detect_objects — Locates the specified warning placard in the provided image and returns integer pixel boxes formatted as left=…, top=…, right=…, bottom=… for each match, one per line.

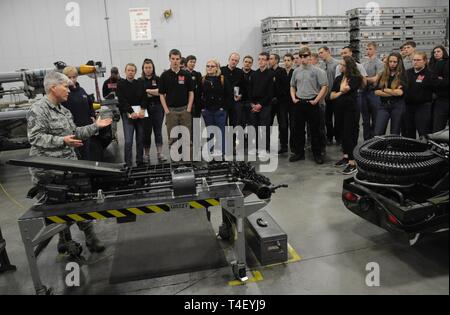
left=129, top=8, right=152, bottom=41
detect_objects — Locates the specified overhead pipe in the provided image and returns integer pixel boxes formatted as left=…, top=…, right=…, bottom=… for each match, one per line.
left=104, top=0, right=114, bottom=66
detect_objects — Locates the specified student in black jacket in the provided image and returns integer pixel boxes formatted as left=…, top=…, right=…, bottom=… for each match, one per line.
left=270, top=53, right=291, bottom=154
left=240, top=56, right=255, bottom=129
left=139, top=59, right=166, bottom=162
left=102, top=67, right=121, bottom=99
left=269, top=53, right=285, bottom=125
left=62, top=66, right=103, bottom=161
left=200, top=59, right=232, bottom=157
left=185, top=55, right=203, bottom=118
left=330, top=57, right=363, bottom=175
left=117, top=63, right=146, bottom=167
left=221, top=53, right=245, bottom=127
left=185, top=55, right=203, bottom=146
left=249, top=52, right=274, bottom=156
left=429, top=46, right=449, bottom=132
left=404, top=52, right=436, bottom=138
left=278, top=54, right=295, bottom=154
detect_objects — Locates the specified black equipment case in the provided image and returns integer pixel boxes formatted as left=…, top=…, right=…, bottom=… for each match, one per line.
left=245, top=210, right=288, bottom=265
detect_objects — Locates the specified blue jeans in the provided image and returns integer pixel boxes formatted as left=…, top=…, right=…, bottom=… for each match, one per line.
left=202, top=108, right=228, bottom=153
left=361, top=90, right=381, bottom=140
left=122, top=113, right=145, bottom=166
left=374, top=99, right=405, bottom=136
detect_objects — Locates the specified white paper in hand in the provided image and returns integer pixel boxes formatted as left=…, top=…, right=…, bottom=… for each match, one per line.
left=132, top=106, right=149, bottom=117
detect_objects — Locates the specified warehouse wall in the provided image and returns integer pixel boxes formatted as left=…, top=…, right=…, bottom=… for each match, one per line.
left=0, top=0, right=448, bottom=94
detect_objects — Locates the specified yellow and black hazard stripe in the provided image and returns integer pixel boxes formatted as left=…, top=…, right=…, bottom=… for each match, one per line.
left=44, top=198, right=220, bottom=225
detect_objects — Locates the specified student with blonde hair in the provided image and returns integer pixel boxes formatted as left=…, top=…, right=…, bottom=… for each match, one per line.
left=200, top=59, right=232, bottom=157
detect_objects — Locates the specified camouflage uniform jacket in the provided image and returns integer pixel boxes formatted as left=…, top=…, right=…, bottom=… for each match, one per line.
left=27, top=96, right=99, bottom=184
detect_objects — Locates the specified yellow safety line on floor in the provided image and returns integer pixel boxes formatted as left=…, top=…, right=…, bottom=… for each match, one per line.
left=226, top=244, right=301, bottom=286
left=263, top=244, right=302, bottom=268
left=228, top=271, right=264, bottom=287
left=287, top=244, right=302, bottom=263
left=0, top=181, right=26, bottom=210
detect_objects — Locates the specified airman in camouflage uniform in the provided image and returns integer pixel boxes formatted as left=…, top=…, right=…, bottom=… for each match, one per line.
left=27, top=97, right=100, bottom=184
left=27, top=71, right=112, bottom=254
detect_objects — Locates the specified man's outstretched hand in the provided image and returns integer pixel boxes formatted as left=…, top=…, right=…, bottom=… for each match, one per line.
left=95, top=117, right=113, bottom=128
left=64, top=135, right=83, bottom=148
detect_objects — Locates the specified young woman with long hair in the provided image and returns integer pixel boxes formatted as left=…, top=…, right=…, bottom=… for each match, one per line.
left=330, top=56, right=363, bottom=175
left=374, top=52, right=408, bottom=136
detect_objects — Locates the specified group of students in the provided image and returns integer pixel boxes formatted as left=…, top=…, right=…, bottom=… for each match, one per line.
left=61, top=42, right=449, bottom=175
left=105, top=49, right=290, bottom=166
left=317, top=41, right=449, bottom=174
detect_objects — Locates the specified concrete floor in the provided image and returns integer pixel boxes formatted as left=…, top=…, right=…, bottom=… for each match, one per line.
left=0, top=127, right=448, bottom=295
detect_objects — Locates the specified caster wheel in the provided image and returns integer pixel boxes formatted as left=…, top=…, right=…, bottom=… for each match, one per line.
left=58, top=241, right=83, bottom=258
left=36, top=286, right=54, bottom=295
left=232, top=263, right=248, bottom=282
left=218, top=222, right=232, bottom=241
left=67, top=241, right=83, bottom=258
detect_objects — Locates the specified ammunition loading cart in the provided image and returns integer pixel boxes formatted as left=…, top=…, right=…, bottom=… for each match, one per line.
left=8, top=157, right=287, bottom=295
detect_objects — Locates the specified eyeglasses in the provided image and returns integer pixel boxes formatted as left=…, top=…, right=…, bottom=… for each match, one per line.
left=206, top=65, right=217, bottom=68
left=299, top=55, right=310, bottom=59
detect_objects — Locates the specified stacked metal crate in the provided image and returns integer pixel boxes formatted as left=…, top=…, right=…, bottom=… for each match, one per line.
left=348, top=6, right=449, bottom=60
left=261, top=16, right=350, bottom=59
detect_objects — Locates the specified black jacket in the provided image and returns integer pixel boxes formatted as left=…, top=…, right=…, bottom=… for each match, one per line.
left=375, top=73, right=408, bottom=104
left=117, top=79, right=144, bottom=114
left=431, top=59, right=449, bottom=100
left=331, top=75, right=362, bottom=111
left=279, top=68, right=294, bottom=102
left=241, top=70, right=254, bottom=103
left=272, top=66, right=286, bottom=100
left=405, top=67, right=436, bottom=105
left=187, top=69, right=203, bottom=115
left=102, top=77, right=121, bottom=99
left=186, top=70, right=202, bottom=98
left=220, top=66, right=244, bottom=104
left=139, top=75, right=161, bottom=109
left=200, top=75, right=232, bottom=111
left=249, top=68, right=274, bottom=108
left=62, top=83, right=95, bottom=127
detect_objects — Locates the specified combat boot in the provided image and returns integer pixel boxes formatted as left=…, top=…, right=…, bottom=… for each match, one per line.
left=77, top=222, right=105, bottom=253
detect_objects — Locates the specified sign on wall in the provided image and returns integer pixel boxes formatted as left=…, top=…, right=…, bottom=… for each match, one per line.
left=129, top=8, right=152, bottom=41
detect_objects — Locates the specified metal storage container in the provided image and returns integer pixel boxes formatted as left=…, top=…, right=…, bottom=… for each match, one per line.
left=262, top=30, right=349, bottom=46
left=261, top=16, right=348, bottom=32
